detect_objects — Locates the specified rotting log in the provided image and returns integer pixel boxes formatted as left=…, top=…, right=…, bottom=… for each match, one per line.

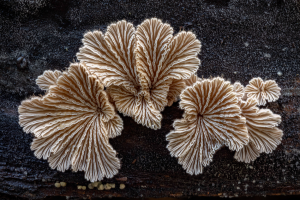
left=0, top=0, right=300, bottom=199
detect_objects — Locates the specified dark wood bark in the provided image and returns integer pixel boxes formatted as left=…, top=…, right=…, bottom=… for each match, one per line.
left=1, top=0, right=300, bottom=199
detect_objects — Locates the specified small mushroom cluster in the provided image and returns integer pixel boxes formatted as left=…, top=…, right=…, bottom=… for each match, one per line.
left=166, top=76, right=282, bottom=175
left=18, top=18, right=283, bottom=181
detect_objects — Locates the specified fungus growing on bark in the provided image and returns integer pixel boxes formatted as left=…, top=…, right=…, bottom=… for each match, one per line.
left=36, top=70, right=62, bottom=90
left=244, top=77, right=281, bottom=106
left=166, top=77, right=249, bottom=175
left=77, top=18, right=201, bottom=129
left=18, top=63, right=122, bottom=182
left=234, top=98, right=283, bottom=163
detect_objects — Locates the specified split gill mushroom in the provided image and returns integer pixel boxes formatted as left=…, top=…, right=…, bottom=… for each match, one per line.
left=77, top=18, right=201, bottom=130
left=166, top=77, right=249, bottom=175
left=18, top=63, right=123, bottom=182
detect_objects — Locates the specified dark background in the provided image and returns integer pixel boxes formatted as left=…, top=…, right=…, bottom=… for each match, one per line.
left=0, top=0, right=300, bottom=199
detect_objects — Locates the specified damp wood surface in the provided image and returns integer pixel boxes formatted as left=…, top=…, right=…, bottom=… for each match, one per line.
left=0, top=0, right=300, bottom=199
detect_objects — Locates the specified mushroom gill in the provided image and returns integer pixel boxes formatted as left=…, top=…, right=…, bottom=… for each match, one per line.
left=77, top=18, right=201, bottom=130
left=234, top=98, right=283, bottom=163
left=36, top=70, right=62, bottom=90
left=19, top=63, right=122, bottom=182
left=244, top=77, right=281, bottom=106
left=166, top=77, right=249, bottom=175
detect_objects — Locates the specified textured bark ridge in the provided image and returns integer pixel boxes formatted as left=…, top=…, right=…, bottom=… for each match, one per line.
left=0, top=0, right=300, bottom=199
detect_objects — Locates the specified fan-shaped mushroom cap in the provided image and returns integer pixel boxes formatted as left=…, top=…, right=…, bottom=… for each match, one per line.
left=233, top=82, right=245, bottom=99
left=77, top=18, right=201, bottom=130
left=166, top=77, right=248, bottom=175
left=234, top=98, right=283, bottom=163
left=77, top=20, right=139, bottom=93
left=135, top=18, right=201, bottom=111
left=19, top=63, right=122, bottom=182
left=36, top=70, right=62, bottom=90
left=245, top=77, right=281, bottom=106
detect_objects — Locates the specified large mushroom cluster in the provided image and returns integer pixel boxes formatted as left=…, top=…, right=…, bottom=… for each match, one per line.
left=18, top=18, right=283, bottom=181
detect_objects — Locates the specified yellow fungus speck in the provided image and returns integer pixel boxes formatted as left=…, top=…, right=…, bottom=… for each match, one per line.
left=60, top=182, right=66, bottom=187
left=54, top=182, right=61, bottom=188
left=98, top=184, right=104, bottom=190
left=120, top=184, right=125, bottom=189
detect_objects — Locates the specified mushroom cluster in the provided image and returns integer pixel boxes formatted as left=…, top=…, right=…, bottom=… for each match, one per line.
left=18, top=18, right=283, bottom=181
left=77, top=18, right=201, bottom=130
left=166, top=76, right=282, bottom=174
left=18, top=18, right=201, bottom=181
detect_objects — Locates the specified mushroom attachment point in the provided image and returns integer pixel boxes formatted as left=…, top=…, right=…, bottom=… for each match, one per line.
left=166, top=77, right=249, bottom=175
left=18, top=63, right=123, bottom=182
